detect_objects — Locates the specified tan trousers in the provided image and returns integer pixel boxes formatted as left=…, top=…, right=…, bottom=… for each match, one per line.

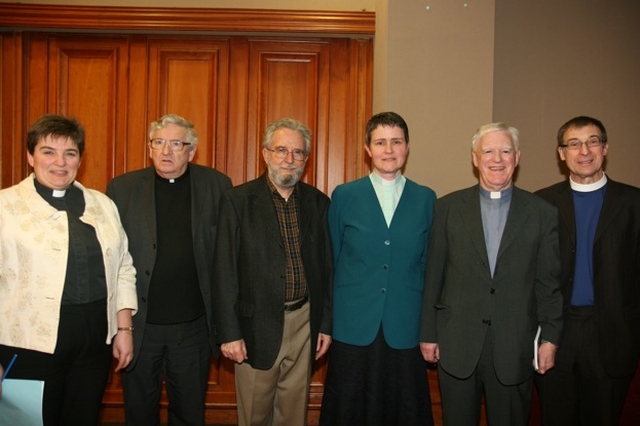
left=235, top=301, right=311, bottom=426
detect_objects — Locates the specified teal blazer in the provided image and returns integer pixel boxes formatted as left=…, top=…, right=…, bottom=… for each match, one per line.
left=329, top=176, right=436, bottom=349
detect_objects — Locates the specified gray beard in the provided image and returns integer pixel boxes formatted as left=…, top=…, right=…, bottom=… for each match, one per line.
left=268, top=165, right=303, bottom=188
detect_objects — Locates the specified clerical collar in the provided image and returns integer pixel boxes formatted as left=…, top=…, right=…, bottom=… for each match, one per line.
left=479, top=185, right=513, bottom=200
left=33, top=176, right=70, bottom=198
left=155, top=165, right=191, bottom=184
left=369, top=171, right=404, bottom=187
left=570, top=173, right=607, bottom=192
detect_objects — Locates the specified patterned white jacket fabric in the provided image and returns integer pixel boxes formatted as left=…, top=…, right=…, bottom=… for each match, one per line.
left=0, top=175, right=137, bottom=354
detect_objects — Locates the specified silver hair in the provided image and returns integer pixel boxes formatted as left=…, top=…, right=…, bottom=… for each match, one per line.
left=262, top=118, right=312, bottom=153
left=148, top=114, right=198, bottom=146
left=471, top=122, right=520, bottom=151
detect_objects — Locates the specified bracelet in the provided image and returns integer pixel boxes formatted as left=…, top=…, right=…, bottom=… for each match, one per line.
left=118, top=326, right=134, bottom=333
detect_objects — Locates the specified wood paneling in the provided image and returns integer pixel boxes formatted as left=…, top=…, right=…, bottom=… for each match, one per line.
left=147, top=37, right=230, bottom=172
left=0, top=5, right=374, bottom=425
left=0, top=4, right=375, bottom=35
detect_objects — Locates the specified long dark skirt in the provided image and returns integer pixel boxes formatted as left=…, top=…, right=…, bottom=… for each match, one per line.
left=320, top=327, right=434, bottom=426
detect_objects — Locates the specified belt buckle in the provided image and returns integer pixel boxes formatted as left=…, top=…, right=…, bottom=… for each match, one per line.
left=283, top=295, right=308, bottom=312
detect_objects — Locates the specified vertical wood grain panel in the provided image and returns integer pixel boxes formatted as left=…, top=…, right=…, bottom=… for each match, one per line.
left=0, top=32, right=25, bottom=188
left=124, top=36, right=150, bottom=175
left=2, top=28, right=373, bottom=425
left=247, top=40, right=329, bottom=190
left=46, top=35, right=128, bottom=193
left=148, top=37, right=230, bottom=171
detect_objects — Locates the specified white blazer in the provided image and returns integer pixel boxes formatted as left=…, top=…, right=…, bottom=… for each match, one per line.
left=0, top=175, right=137, bottom=354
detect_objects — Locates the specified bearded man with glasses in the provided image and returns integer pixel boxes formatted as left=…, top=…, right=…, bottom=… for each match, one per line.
left=213, top=117, right=333, bottom=426
left=535, top=116, right=640, bottom=425
left=107, top=114, right=232, bottom=425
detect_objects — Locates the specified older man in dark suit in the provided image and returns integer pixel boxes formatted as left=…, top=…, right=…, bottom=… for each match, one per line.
left=535, top=116, right=640, bottom=425
left=420, top=122, right=563, bottom=425
left=107, top=114, right=232, bottom=425
left=213, top=118, right=332, bottom=426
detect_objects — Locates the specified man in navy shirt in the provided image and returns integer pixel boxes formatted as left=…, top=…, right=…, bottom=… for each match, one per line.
left=535, top=116, right=640, bottom=425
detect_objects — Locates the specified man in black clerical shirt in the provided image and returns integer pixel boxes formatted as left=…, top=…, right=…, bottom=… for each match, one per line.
left=107, top=114, right=232, bottom=426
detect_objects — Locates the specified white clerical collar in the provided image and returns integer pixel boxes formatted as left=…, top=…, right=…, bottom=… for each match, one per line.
left=52, top=189, right=66, bottom=198
left=479, top=185, right=513, bottom=200
left=369, top=172, right=404, bottom=187
left=569, top=173, right=607, bottom=192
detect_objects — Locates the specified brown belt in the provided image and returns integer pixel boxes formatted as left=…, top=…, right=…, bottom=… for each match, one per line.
left=283, top=295, right=308, bottom=312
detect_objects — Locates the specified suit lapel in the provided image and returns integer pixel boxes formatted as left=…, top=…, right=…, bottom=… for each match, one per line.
left=555, top=183, right=577, bottom=247
left=141, top=169, right=158, bottom=242
left=189, top=165, right=203, bottom=237
left=595, top=180, right=623, bottom=242
left=255, top=175, right=284, bottom=248
left=297, top=184, right=310, bottom=245
left=497, top=188, right=531, bottom=259
left=390, top=180, right=414, bottom=228
left=460, top=187, right=491, bottom=270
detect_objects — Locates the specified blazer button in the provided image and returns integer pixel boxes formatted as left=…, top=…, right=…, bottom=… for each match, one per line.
left=382, top=264, right=389, bottom=270
left=490, top=288, right=496, bottom=294
left=381, top=288, right=386, bottom=293
left=384, top=240, right=391, bottom=246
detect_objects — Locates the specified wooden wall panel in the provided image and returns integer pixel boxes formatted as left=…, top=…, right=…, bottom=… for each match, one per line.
left=147, top=37, right=230, bottom=171
left=0, top=6, right=374, bottom=425
left=20, top=34, right=130, bottom=192
left=124, top=36, right=150, bottom=175
left=247, top=39, right=329, bottom=187
left=0, top=32, right=25, bottom=187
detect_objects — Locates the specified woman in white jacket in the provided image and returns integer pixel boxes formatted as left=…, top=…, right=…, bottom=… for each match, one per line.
left=0, top=115, right=138, bottom=425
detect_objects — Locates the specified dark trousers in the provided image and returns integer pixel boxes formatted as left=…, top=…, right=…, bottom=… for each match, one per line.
left=535, top=307, right=633, bottom=426
left=121, top=314, right=211, bottom=426
left=438, top=328, right=532, bottom=426
left=320, top=327, right=433, bottom=426
left=0, top=299, right=112, bottom=426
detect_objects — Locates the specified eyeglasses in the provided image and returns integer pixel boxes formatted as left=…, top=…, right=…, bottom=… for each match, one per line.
left=149, top=139, right=192, bottom=151
left=266, top=147, right=308, bottom=161
left=560, top=137, right=603, bottom=150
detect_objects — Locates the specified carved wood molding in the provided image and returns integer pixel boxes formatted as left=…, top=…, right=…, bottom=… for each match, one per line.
left=0, top=4, right=375, bottom=35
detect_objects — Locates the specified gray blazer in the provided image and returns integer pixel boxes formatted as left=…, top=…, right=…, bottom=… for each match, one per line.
left=420, top=185, right=563, bottom=385
left=106, top=164, right=232, bottom=368
left=212, top=173, right=333, bottom=370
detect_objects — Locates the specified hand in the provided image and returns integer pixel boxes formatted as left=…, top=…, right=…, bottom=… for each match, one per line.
left=221, top=339, right=248, bottom=364
left=315, top=333, right=332, bottom=360
left=536, top=341, right=558, bottom=374
left=112, top=330, right=134, bottom=372
left=420, top=342, right=440, bottom=363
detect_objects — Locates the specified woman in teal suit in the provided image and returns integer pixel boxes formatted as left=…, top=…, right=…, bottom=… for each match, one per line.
left=320, top=112, right=436, bottom=426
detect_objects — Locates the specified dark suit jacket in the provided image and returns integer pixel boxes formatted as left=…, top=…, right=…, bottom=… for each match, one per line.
left=212, top=173, right=333, bottom=370
left=536, top=178, right=640, bottom=377
left=330, top=176, right=436, bottom=349
left=420, top=185, right=563, bottom=385
left=106, top=164, right=232, bottom=368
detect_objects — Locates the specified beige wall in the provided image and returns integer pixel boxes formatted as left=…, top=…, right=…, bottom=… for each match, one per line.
left=494, top=0, right=640, bottom=192
left=376, top=1, right=495, bottom=196
left=8, top=0, right=639, bottom=195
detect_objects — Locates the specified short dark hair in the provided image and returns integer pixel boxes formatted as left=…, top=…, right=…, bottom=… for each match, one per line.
left=27, top=114, right=85, bottom=156
left=365, top=112, right=409, bottom=146
left=557, top=116, right=608, bottom=147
